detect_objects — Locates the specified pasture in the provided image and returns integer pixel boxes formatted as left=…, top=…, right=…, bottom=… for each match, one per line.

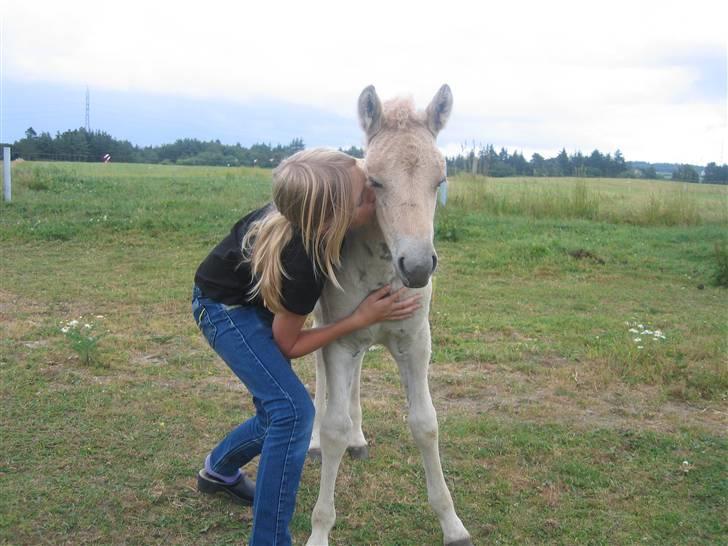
left=1, top=162, right=726, bottom=545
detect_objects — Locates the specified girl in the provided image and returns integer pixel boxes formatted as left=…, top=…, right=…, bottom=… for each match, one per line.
left=191, top=148, right=421, bottom=546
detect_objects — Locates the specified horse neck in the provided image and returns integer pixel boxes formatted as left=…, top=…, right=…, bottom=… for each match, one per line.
left=344, top=220, right=395, bottom=279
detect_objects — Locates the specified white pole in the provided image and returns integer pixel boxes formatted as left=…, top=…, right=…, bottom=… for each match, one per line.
left=3, top=147, right=10, bottom=202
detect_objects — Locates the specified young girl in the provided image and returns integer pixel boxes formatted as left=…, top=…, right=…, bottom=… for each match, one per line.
left=191, top=148, right=421, bottom=546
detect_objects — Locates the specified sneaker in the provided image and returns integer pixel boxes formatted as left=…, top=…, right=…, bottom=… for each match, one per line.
left=197, top=469, right=255, bottom=506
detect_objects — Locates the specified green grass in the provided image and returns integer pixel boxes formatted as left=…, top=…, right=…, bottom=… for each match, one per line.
left=1, top=162, right=726, bottom=545
left=448, top=174, right=727, bottom=225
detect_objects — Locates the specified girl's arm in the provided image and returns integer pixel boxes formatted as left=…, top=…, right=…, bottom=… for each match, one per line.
left=272, top=285, right=420, bottom=359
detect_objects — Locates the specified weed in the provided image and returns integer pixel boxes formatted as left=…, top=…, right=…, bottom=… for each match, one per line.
left=636, top=189, right=701, bottom=226
left=435, top=208, right=462, bottom=242
left=60, top=317, right=106, bottom=366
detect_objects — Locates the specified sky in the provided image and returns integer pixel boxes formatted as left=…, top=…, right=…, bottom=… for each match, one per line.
left=2, top=0, right=727, bottom=165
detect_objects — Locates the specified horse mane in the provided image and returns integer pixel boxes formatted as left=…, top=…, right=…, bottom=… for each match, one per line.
left=380, top=97, right=427, bottom=131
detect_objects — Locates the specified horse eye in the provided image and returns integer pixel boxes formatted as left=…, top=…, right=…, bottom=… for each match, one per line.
left=369, top=178, right=384, bottom=189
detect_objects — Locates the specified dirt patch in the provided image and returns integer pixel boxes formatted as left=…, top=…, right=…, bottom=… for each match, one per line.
left=568, top=248, right=605, bottom=264
left=427, top=360, right=726, bottom=435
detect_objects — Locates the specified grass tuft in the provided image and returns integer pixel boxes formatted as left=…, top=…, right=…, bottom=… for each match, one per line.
left=711, top=240, right=728, bottom=287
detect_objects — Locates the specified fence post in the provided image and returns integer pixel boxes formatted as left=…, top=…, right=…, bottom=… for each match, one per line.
left=2, top=147, right=10, bottom=202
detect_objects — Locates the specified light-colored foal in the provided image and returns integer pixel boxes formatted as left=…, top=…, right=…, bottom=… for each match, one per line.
left=306, top=85, right=473, bottom=546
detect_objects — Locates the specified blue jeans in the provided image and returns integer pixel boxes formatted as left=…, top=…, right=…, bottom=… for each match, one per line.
left=191, top=285, right=315, bottom=546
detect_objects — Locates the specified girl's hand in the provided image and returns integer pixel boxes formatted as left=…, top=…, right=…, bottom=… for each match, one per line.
left=352, top=285, right=422, bottom=328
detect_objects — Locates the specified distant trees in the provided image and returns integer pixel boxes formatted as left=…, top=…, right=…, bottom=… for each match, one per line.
left=703, top=162, right=728, bottom=184
left=672, top=164, right=700, bottom=183
left=10, top=129, right=308, bottom=167
left=447, top=145, right=636, bottom=178
left=338, top=145, right=364, bottom=158
left=14, top=127, right=140, bottom=162
left=444, top=145, right=726, bottom=183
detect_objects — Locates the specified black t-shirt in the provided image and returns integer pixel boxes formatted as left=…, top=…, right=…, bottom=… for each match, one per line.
left=194, top=203, right=325, bottom=317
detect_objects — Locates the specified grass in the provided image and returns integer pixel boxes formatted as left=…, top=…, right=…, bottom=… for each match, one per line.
left=1, top=162, right=727, bottom=545
left=447, top=174, right=727, bottom=225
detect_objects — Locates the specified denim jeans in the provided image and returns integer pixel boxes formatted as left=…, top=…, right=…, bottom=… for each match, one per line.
left=191, top=285, right=315, bottom=546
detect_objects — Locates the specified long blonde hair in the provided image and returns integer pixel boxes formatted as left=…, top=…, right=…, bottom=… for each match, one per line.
left=241, top=148, right=359, bottom=314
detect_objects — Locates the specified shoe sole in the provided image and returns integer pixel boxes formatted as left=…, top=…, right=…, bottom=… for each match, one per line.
left=197, top=471, right=253, bottom=506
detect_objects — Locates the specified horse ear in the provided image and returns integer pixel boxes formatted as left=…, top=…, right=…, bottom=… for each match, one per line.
left=426, top=84, right=453, bottom=136
left=358, top=85, right=382, bottom=141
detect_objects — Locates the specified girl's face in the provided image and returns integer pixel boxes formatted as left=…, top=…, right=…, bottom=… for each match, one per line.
left=348, top=163, right=376, bottom=229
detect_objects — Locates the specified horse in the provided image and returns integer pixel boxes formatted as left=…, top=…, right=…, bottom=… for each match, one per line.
left=306, top=84, right=473, bottom=546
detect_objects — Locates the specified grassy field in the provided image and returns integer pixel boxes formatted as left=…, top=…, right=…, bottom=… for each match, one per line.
left=1, top=162, right=726, bottom=545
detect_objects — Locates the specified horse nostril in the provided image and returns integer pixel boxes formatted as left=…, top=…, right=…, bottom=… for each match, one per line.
left=432, top=254, right=438, bottom=272
left=398, top=256, right=406, bottom=274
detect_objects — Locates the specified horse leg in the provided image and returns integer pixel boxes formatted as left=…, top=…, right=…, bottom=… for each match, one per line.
left=308, top=348, right=326, bottom=460
left=347, top=353, right=368, bottom=459
left=311, top=348, right=367, bottom=461
left=387, top=327, right=472, bottom=546
left=307, top=343, right=358, bottom=546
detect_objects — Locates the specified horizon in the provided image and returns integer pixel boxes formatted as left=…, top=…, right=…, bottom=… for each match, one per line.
left=4, top=80, right=717, bottom=168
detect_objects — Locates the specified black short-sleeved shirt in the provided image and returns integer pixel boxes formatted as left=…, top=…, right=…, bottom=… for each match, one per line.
left=194, top=203, right=325, bottom=318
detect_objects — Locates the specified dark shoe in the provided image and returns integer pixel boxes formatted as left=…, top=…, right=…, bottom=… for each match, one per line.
left=197, top=469, right=255, bottom=506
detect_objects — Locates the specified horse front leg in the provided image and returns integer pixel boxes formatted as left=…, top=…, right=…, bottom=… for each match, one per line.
left=306, top=343, right=359, bottom=546
left=387, top=326, right=473, bottom=546
left=310, top=348, right=367, bottom=461
left=308, top=347, right=326, bottom=460
left=346, top=351, right=368, bottom=459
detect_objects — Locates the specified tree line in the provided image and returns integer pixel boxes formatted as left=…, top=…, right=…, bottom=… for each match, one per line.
left=8, top=127, right=727, bottom=184
left=446, top=144, right=727, bottom=183
left=11, top=127, right=307, bottom=168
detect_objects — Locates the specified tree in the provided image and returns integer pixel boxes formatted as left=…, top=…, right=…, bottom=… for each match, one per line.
left=556, top=149, right=571, bottom=176
left=672, top=164, right=699, bottom=183
left=339, top=146, right=364, bottom=158
left=531, top=153, right=546, bottom=176
left=586, top=150, right=604, bottom=177
left=703, top=162, right=728, bottom=184
left=25, top=127, right=37, bottom=139
left=614, top=149, right=626, bottom=175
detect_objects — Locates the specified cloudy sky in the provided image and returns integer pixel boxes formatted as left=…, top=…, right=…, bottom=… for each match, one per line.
left=2, top=0, right=726, bottom=164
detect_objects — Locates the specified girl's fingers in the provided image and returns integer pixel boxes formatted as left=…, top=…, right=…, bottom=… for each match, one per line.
left=374, top=284, right=392, bottom=298
left=387, top=305, right=422, bottom=320
left=387, top=287, right=408, bottom=301
left=396, top=297, right=422, bottom=308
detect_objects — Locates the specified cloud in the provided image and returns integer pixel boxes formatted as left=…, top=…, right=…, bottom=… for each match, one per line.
left=3, top=0, right=727, bottom=164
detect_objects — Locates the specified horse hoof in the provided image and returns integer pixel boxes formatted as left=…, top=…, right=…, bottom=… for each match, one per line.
left=307, top=448, right=322, bottom=462
left=347, top=445, right=369, bottom=460
left=445, top=538, right=474, bottom=546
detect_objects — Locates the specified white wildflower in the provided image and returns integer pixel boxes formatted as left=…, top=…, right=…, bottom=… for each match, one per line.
left=69, top=320, right=79, bottom=327
left=634, top=338, right=642, bottom=342
left=61, top=327, right=69, bottom=333
left=629, top=328, right=639, bottom=333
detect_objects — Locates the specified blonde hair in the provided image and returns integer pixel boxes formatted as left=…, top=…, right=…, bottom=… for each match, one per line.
left=241, top=148, right=359, bottom=314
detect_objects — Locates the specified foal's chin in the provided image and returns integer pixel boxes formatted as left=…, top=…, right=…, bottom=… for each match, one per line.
left=398, top=275, right=432, bottom=289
